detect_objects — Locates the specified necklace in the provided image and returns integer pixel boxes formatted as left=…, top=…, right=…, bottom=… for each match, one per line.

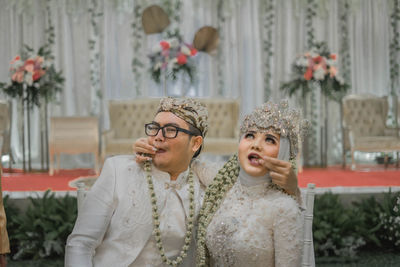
left=144, top=161, right=195, bottom=267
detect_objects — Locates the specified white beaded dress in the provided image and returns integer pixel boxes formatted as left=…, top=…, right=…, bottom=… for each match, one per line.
left=205, top=168, right=303, bottom=267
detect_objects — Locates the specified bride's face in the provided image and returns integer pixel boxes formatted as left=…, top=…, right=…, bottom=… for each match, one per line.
left=238, top=129, right=280, bottom=177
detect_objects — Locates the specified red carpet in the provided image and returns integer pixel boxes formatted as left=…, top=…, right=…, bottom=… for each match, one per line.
left=298, top=166, right=400, bottom=188
left=2, top=169, right=96, bottom=191
left=1, top=166, right=400, bottom=192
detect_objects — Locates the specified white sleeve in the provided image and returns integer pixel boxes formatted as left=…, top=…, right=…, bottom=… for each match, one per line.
left=65, top=158, right=117, bottom=267
left=191, top=159, right=222, bottom=187
left=273, top=197, right=304, bottom=267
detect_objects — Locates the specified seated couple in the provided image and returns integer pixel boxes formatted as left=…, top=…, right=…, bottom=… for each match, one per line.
left=65, top=97, right=308, bottom=267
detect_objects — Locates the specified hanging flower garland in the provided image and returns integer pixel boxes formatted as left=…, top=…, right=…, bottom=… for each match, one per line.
left=131, top=0, right=145, bottom=96
left=390, top=0, right=400, bottom=94
left=339, top=0, right=351, bottom=88
left=305, top=0, right=318, bottom=165
left=88, top=0, right=103, bottom=115
left=216, top=0, right=226, bottom=96
left=261, top=0, right=275, bottom=101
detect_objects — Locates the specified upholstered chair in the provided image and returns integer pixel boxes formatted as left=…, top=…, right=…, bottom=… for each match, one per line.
left=49, top=117, right=99, bottom=175
left=342, top=94, right=400, bottom=169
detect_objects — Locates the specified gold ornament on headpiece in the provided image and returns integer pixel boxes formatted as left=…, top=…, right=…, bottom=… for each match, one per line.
left=240, top=100, right=309, bottom=159
left=157, top=97, right=209, bottom=137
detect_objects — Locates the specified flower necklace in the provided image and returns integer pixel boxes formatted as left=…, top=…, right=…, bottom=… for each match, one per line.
left=144, top=161, right=195, bottom=267
left=196, top=155, right=240, bottom=267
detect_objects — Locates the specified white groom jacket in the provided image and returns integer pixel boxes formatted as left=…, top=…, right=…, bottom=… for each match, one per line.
left=65, top=155, right=205, bottom=267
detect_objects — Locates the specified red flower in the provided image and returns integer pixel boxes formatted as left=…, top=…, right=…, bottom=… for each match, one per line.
left=33, top=69, right=45, bottom=81
left=160, top=41, right=170, bottom=50
left=177, top=54, right=187, bottom=65
left=190, top=48, right=197, bottom=56
left=330, top=54, right=337, bottom=60
left=304, top=67, right=313, bottom=80
left=313, top=56, right=322, bottom=63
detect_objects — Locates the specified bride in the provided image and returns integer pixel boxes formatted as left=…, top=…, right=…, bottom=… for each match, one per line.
left=196, top=100, right=308, bottom=266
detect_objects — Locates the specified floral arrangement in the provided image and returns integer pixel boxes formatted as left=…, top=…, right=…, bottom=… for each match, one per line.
left=281, top=42, right=349, bottom=102
left=148, top=31, right=197, bottom=84
left=0, top=45, right=64, bottom=107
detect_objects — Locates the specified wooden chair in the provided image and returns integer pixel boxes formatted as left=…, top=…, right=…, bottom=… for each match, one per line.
left=49, top=117, right=99, bottom=175
left=302, top=183, right=316, bottom=267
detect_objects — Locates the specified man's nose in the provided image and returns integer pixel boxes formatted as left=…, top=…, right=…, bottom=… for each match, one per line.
left=155, top=128, right=165, bottom=141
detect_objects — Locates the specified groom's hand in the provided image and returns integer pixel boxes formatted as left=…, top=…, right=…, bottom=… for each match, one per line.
left=259, top=155, right=299, bottom=196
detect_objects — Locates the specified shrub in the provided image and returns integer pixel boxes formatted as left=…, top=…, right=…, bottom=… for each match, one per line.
left=4, top=190, right=77, bottom=260
left=313, top=193, right=365, bottom=259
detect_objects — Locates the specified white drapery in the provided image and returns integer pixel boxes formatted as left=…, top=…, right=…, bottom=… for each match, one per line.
left=0, top=0, right=396, bottom=168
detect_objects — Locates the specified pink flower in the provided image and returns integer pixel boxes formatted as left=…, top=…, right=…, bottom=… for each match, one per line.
left=329, top=66, right=337, bottom=77
left=330, top=54, right=337, bottom=60
left=304, top=67, right=313, bottom=80
left=33, top=69, right=45, bottom=81
left=160, top=41, right=170, bottom=50
left=12, top=71, right=24, bottom=83
left=190, top=48, right=197, bottom=56
left=24, top=59, right=35, bottom=72
left=177, top=54, right=187, bottom=65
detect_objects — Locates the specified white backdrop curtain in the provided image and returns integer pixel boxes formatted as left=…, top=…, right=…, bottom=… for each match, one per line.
left=0, top=0, right=396, bottom=168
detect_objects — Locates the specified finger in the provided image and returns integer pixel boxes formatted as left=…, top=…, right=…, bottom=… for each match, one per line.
left=133, top=141, right=157, bottom=154
left=259, top=156, right=291, bottom=171
left=134, top=146, right=156, bottom=155
left=135, top=154, right=153, bottom=163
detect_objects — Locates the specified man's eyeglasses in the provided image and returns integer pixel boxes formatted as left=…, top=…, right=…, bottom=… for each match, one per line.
left=145, top=123, right=196, bottom=139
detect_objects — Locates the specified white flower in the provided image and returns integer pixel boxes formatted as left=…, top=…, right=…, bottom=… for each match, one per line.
left=326, top=59, right=336, bottom=67
left=181, top=45, right=191, bottom=56
left=314, top=67, right=326, bottom=80
left=25, top=73, right=33, bottom=86
left=153, top=62, right=162, bottom=71
left=152, top=43, right=162, bottom=53
left=296, top=57, right=309, bottom=67
left=167, top=38, right=179, bottom=48
left=167, top=58, right=178, bottom=71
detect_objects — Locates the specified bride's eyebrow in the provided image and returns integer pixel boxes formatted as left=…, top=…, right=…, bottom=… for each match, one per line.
left=264, top=132, right=279, bottom=139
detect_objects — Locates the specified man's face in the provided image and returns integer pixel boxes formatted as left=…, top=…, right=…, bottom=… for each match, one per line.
left=147, top=112, right=198, bottom=176
left=238, top=129, right=280, bottom=177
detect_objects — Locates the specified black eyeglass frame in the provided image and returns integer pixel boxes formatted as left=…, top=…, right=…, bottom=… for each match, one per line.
left=144, top=123, right=196, bottom=139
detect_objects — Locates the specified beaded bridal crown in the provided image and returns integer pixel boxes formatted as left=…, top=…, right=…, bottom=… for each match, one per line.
left=239, top=100, right=309, bottom=159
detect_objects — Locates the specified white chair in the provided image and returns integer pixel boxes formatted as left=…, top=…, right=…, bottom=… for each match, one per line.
left=76, top=182, right=87, bottom=214
left=302, top=183, right=316, bottom=267
left=342, top=94, right=400, bottom=169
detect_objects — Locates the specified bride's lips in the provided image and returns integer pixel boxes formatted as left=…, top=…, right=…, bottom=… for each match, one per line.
left=248, top=152, right=261, bottom=166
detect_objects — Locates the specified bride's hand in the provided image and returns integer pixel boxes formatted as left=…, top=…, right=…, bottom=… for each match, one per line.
left=132, top=137, right=157, bottom=163
left=258, top=155, right=298, bottom=196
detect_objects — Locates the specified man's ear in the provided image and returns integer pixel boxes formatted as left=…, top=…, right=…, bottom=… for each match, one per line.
left=191, top=135, right=203, bottom=153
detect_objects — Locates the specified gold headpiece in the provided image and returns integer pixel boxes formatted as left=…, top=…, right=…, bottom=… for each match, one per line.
left=240, top=100, right=309, bottom=159
left=157, top=97, right=209, bottom=137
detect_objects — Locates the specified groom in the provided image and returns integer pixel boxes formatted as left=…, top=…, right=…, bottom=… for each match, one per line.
left=66, top=97, right=300, bottom=266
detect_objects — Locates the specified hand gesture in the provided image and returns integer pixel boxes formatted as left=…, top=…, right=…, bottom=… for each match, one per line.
left=258, top=155, right=299, bottom=196
left=132, top=137, right=157, bottom=163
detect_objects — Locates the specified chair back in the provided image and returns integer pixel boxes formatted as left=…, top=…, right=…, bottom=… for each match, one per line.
left=342, top=94, right=389, bottom=139
left=302, top=183, right=316, bottom=267
left=76, top=182, right=87, bottom=213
